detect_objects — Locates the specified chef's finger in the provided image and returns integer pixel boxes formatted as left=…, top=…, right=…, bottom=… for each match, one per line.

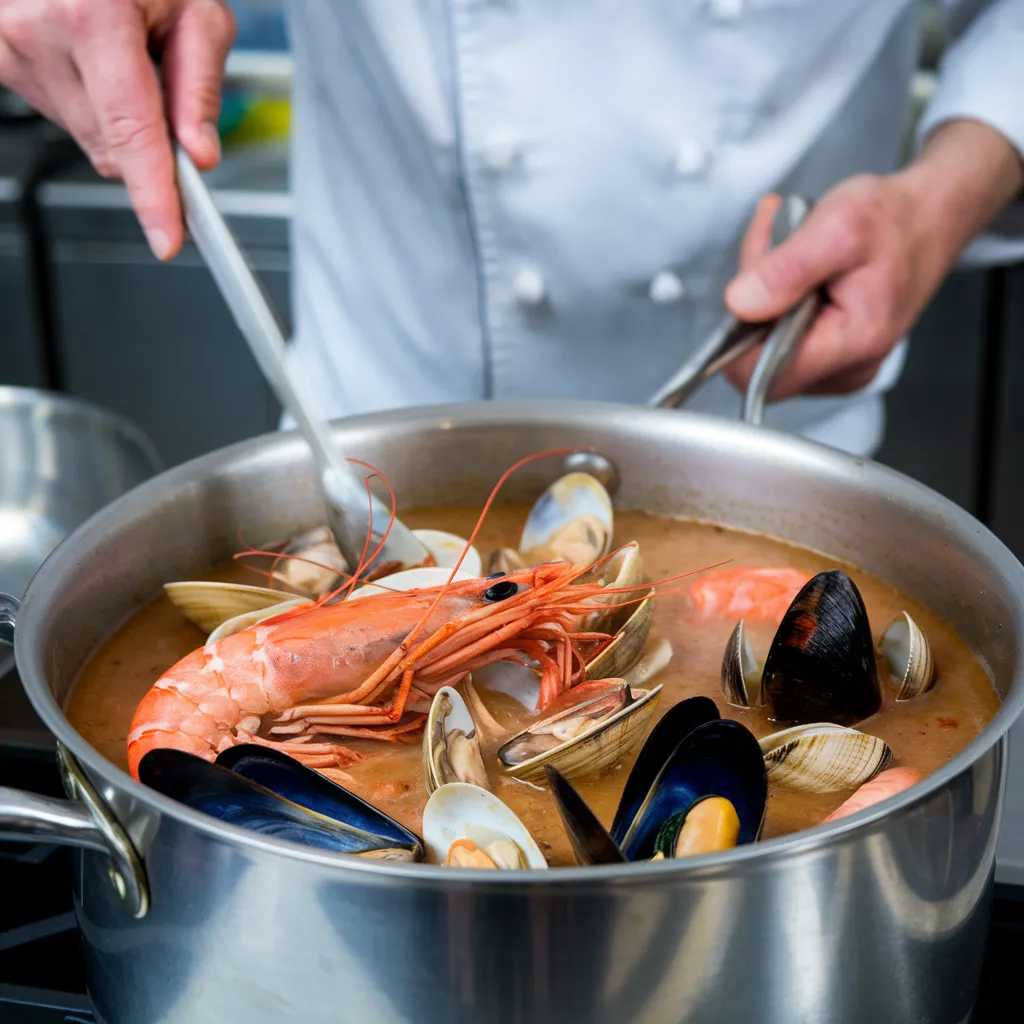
left=724, top=201, right=870, bottom=322
left=802, top=359, right=884, bottom=396
left=738, top=194, right=782, bottom=270
left=74, top=7, right=181, bottom=260
left=163, top=0, right=236, bottom=170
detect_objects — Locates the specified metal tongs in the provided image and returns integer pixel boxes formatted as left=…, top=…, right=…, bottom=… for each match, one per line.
left=649, top=195, right=824, bottom=422
left=174, top=148, right=430, bottom=574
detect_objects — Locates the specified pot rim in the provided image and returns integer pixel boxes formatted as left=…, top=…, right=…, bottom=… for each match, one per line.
left=15, top=400, right=1024, bottom=882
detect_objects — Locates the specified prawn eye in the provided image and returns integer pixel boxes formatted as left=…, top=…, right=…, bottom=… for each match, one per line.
left=484, top=579, right=518, bottom=602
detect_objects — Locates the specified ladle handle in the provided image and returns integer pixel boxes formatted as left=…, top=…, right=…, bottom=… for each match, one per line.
left=0, top=596, right=149, bottom=917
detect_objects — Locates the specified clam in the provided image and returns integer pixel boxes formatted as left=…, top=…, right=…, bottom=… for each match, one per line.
left=759, top=723, right=892, bottom=793
left=760, top=570, right=881, bottom=726
left=622, top=636, right=674, bottom=689
left=207, top=597, right=312, bottom=644
left=423, top=686, right=489, bottom=794
left=721, top=620, right=761, bottom=708
left=583, top=595, right=654, bottom=680
left=497, top=679, right=662, bottom=783
left=472, top=660, right=541, bottom=712
left=518, top=472, right=613, bottom=567
left=421, top=782, right=548, bottom=869
left=272, top=526, right=349, bottom=598
left=140, top=746, right=421, bottom=860
left=619, top=719, right=767, bottom=861
left=487, top=548, right=527, bottom=575
left=164, top=581, right=297, bottom=634
left=880, top=612, right=936, bottom=701
left=347, top=566, right=477, bottom=601
left=413, top=529, right=483, bottom=577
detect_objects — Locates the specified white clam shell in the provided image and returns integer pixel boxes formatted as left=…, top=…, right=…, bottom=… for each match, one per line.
left=422, top=783, right=548, bottom=869
left=623, top=637, right=674, bottom=688
left=207, top=597, right=312, bottom=644
left=519, top=472, right=613, bottom=567
left=423, top=686, right=489, bottom=794
left=413, top=529, right=482, bottom=577
left=880, top=612, right=936, bottom=702
left=759, top=723, right=892, bottom=794
left=347, top=566, right=477, bottom=601
left=473, top=660, right=541, bottom=712
left=164, top=581, right=295, bottom=634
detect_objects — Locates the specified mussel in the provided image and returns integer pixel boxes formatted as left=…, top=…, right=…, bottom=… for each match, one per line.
left=760, top=570, right=881, bottom=726
left=880, top=612, right=936, bottom=701
left=759, top=723, right=891, bottom=793
left=497, top=679, right=661, bottom=783
left=140, top=745, right=422, bottom=860
left=547, top=696, right=767, bottom=865
left=421, top=782, right=547, bottom=869
left=518, top=472, right=613, bottom=567
left=423, top=686, right=489, bottom=793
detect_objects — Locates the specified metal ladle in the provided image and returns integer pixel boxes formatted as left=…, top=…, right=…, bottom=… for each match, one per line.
left=174, top=147, right=429, bottom=574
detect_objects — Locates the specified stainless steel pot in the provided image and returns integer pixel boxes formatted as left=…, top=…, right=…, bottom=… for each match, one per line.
left=0, top=401, right=1022, bottom=1024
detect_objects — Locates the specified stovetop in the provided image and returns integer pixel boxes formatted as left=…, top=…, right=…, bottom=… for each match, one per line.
left=0, top=745, right=1021, bottom=1023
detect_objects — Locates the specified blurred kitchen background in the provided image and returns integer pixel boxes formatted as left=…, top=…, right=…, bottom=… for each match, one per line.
left=1, top=2, right=1024, bottom=822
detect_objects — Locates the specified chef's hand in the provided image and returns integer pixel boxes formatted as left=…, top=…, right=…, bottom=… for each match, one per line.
left=724, top=119, right=1024, bottom=399
left=0, top=0, right=236, bottom=261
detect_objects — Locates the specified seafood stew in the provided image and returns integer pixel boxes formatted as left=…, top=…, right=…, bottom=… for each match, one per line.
left=67, top=482, right=999, bottom=869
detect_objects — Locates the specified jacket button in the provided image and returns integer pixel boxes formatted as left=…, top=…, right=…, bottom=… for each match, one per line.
left=649, top=271, right=686, bottom=304
left=513, top=266, right=547, bottom=306
left=673, top=140, right=710, bottom=177
left=708, top=0, right=744, bottom=20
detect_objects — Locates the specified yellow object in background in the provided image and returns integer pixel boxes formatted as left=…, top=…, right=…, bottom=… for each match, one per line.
left=221, top=96, right=291, bottom=148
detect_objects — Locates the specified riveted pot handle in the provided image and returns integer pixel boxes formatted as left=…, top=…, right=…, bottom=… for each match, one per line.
left=0, top=594, right=149, bottom=917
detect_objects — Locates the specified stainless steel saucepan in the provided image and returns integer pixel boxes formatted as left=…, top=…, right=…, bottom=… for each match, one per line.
left=0, top=400, right=1021, bottom=1024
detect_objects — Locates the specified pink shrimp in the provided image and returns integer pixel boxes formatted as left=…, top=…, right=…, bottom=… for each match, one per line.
left=687, top=566, right=811, bottom=622
left=824, top=767, right=924, bottom=822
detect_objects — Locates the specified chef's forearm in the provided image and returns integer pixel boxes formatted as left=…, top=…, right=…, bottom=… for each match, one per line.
left=897, top=118, right=1024, bottom=262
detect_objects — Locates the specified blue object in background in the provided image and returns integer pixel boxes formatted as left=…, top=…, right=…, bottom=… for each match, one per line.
left=227, top=0, right=289, bottom=51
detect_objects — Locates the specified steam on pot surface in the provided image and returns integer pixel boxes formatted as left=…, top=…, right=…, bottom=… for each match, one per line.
left=72, top=465, right=1000, bottom=869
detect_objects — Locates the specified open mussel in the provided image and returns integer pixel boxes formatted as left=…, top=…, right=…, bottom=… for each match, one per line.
left=759, top=724, right=891, bottom=793
left=880, top=612, right=936, bottom=701
left=760, top=570, right=881, bottom=726
left=421, top=782, right=547, bottom=869
left=544, top=765, right=626, bottom=865
left=423, top=686, right=489, bottom=793
left=497, top=679, right=661, bottom=783
left=518, top=471, right=613, bottom=567
left=140, top=745, right=422, bottom=860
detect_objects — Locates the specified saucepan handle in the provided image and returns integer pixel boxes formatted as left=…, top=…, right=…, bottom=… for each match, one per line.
left=0, top=594, right=149, bottom=917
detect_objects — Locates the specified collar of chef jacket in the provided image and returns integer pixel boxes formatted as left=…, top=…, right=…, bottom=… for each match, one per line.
left=283, top=0, right=925, bottom=457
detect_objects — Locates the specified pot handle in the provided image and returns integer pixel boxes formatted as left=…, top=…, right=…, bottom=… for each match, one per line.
left=0, top=593, right=150, bottom=917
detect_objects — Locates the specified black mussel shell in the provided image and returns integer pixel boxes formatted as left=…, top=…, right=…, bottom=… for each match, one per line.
left=761, top=570, right=881, bottom=727
left=545, top=765, right=626, bottom=866
left=619, top=720, right=767, bottom=862
left=609, top=695, right=720, bottom=845
left=140, top=748, right=422, bottom=859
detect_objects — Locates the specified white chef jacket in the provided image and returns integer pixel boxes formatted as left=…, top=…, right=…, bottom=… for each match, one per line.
left=283, top=0, right=1024, bottom=457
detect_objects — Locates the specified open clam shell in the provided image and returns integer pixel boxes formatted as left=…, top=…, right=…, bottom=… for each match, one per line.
left=880, top=612, right=936, bottom=702
left=545, top=765, right=626, bottom=866
left=422, top=782, right=548, bottom=869
left=141, top=746, right=421, bottom=860
left=761, top=570, right=881, bottom=727
left=423, top=686, right=489, bottom=794
left=164, top=581, right=296, bottom=634
left=584, top=595, right=654, bottom=681
left=759, top=724, right=892, bottom=794
left=721, top=620, right=761, bottom=708
left=576, top=542, right=645, bottom=634
left=497, top=679, right=662, bottom=783
left=519, top=472, right=613, bottom=567
left=207, top=597, right=312, bottom=644
left=413, top=529, right=482, bottom=577
left=619, top=719, right=767, bottom=861
left=347, top=566, right=477, bottom=601
left=473, top=660, right=541, bottom=712
left=272, top=526, right=349, bottom=598
left=487, top=547, right=527, bottom=575
left=622, top=637, right=674, bottom=688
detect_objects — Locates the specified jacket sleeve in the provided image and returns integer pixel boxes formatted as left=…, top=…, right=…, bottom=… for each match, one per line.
left=916, top=0, right=1024, bottom=266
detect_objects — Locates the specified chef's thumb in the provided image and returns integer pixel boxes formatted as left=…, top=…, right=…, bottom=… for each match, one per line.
left=163, top=0, right=237, bottom=170
left=725, top=206, right=861, bottom=321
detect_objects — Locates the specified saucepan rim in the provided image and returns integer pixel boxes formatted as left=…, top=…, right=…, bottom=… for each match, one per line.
left=13, top=400, right=1024, bottom=882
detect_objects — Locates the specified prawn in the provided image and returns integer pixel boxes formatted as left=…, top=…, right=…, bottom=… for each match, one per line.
left=687, top=566, right=811, bottom=622
left=824, top=767, right=923, bottom=822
